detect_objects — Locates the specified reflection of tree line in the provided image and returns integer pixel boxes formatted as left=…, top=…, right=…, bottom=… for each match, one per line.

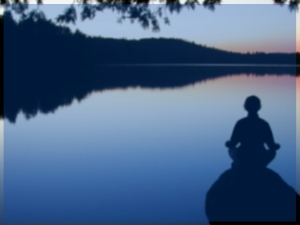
left=3, top=65, right=296, bottom=123
left=2, top=12, right=298, bottom=122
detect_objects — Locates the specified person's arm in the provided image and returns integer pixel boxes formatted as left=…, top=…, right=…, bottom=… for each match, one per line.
left=265, top=122, right=280, bottom=151
left=226, top=121, right=240, bottom=148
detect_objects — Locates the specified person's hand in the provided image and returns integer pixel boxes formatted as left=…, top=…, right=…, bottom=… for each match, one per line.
left=225, top=141, right=233, bottom=148
left=273, top=143, right=280, bottom=151
left=270, top=143, right=280, bottom=151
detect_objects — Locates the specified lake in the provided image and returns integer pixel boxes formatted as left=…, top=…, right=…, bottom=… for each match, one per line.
left=1, top=67, right=298, bottom=223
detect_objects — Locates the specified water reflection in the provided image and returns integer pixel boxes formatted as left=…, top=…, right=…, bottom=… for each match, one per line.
left=4, top=74, right=296, bottom=222
left=0, top=119, right=3, bottom=222
left=4, top=66, right=296, bottom=123
left=297, top=77, right=300, bottom=197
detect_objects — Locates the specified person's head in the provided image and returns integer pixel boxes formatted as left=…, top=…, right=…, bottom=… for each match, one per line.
left=244, top=96, right=261, bottom=113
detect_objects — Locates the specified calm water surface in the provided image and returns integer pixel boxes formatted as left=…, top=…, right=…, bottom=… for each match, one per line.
left=2, top=72, right=298, bottom=222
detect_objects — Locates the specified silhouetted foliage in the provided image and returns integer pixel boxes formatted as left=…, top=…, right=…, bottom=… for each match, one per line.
left=1, top=0, right=222, bottom=32
left=274, top=0, right=299, bottom=11
left=1, top=0, right=298, bottom=31
left=4, top=11, right=296, bottom=65
left=3, top=13, right=298, bottom=122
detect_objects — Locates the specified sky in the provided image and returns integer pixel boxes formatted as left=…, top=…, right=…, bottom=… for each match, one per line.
left=2, top=0, right=299, bottom=53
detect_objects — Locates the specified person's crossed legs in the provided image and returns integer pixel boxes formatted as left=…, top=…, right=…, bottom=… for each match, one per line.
left=228, top=148, right=276, bottom=168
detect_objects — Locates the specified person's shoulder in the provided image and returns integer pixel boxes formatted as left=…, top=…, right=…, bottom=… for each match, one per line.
left=235, top=117, right=247, bottom=125
left=237, top=117, right=248, bottom=123
left=258, top=117, right=269, bottom=124
left=258, top=117, right=270, bottom=127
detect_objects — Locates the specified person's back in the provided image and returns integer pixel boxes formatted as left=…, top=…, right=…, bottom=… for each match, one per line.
left=226, top=96, right=280, bottom=167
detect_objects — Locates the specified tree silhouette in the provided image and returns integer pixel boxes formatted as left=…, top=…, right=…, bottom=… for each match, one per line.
left=1, top=11, right=297, bottom=122
left=0, top=0, right=298, bottom=32
left=274, top=0, right=299, bottom=11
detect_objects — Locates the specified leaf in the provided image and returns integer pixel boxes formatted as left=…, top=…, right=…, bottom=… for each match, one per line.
left=11, top=3, right=29, bottom=14
left=164, top=17, right=170, bottom=25
left=56, top=5, right=77, bottom=24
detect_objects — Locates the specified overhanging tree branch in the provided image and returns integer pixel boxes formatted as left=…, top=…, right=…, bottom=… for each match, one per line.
left=1, top=0, right=299, bottom=32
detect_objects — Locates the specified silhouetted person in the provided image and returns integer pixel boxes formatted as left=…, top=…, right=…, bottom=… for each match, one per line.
left=225, top=96, right=280, bottom=168
left=206, top=95, right=297, bottom=222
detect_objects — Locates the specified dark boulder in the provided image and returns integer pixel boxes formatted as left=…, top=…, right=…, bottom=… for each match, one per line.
left=205, top=166, right=299, bottom=222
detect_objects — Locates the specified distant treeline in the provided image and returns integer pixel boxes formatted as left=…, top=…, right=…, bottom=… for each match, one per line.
left=4, top=11, right=298, bottom=68
left=2, top=12, right=299, bottom=122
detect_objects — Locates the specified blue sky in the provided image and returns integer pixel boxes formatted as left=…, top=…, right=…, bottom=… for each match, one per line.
left=7, top=1, right=298, bottom=53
